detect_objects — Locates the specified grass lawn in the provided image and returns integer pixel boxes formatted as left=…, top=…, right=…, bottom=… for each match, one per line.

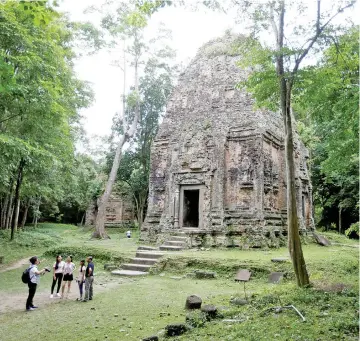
left=0, top=223, right=358, bottom=341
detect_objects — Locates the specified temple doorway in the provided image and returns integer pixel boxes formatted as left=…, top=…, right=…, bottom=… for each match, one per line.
left=183, top=189, right=199, bottom=227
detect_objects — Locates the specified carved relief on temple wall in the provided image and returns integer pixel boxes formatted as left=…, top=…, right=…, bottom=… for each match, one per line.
left=176, top=131, right=217, bottom=173
left=224, top=138, right=258, bottom=210
left=148, top=142, right=169, bottom=213
left=263, top=139, right=283, bottom=212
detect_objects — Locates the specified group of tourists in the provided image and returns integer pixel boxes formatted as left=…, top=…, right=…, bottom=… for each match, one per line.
left=25, top=254, right=95, bottom=311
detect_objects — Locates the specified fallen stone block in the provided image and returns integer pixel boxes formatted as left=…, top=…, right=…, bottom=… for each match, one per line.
left=105, top=265, right=118, bottom=271
left=165, top=323, right=187, bottom=336
left=201, top=304, right=218, bottom=319
left=271, top=258, right=288, bottom=263
left=230, top=298, right=248, bottom=306
left=185, top=295, right=202, bottom=310
left=142, top=336, right=158, bottom=341
left=195, top=270, right=216, bottom=279
left=104, top=263, right=116, bottom=270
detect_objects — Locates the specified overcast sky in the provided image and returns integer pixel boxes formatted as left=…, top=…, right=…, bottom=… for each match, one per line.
left=58, top=0, right=359, bottom=151
left=59, top=0, right=235, bottom=145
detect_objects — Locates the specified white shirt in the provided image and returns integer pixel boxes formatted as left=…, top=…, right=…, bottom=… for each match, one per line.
left=53, top=261, right=65, bottom=274
left=77, top=265, right=86, bottom=281
left=63, top=262, right=75, bottom=275
left=29, top=265, right=39, bottom=284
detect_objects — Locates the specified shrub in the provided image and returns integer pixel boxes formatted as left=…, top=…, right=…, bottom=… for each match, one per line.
left=345, top=222, right=359, bottom=239
left=44, top=245, right=114, bottom=261
left=0, top=230, right=59, bottom=248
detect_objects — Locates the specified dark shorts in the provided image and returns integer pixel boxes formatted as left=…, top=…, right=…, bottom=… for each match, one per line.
left=63, top=274, right=73, bottom=281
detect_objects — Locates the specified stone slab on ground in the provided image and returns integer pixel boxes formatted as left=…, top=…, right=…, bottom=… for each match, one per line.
left=271, top=258, right=289, bottom=263
left=111, top=270, right=149, bottom=276
left=313, top=233, right=331, bottom=246
left=269, top=272, right=284, bottom=283
left=235, top=269, right=251, bottom=282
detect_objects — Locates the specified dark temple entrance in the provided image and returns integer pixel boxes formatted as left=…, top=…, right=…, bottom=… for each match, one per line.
left=183, top=189, right=199, bottom=227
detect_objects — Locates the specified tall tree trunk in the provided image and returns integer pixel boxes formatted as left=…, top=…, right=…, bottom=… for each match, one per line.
left=93, top=42, right=141, bottom=239
left=338, top=207, right=342, bottom=234
left=80, top=212, right=85, bottom=226
left=11, top=160, right=24, bottom=240
left=275, top=1, right=309, bottom=287
left=1, top=195, right=7, bottom=228
left=13, top=198, right=20, bottom=232
left=21, top=199, right=30, bottom=228
left=2, top=176, right=15, bottom=228
left=5, top=195, right=13, bottom=230
left=33, top=198, right=41, bottom=228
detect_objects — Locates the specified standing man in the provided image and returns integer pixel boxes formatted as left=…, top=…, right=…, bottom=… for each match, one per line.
left=82, top=256, right=94, bottom=302
left=26, top=256, right=49, bottom=311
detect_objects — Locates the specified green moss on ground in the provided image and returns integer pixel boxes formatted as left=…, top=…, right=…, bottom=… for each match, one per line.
left=0, top=224, right=358, bottom=341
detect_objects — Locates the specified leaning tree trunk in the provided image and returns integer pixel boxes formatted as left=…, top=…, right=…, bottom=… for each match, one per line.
left=93, top=53, right=141, bottom=239
left=284, top=90, right=310, bottom=287
left=274, top=1, right=309, bottom=288
left=11, top=160, right=24, bottom=240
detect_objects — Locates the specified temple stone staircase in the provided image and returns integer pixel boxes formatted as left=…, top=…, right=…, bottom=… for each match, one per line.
left=112, top=234, right=188, bottom=276
left=112, top=246, right=164, bottom=276
left=159, top=233, right=187, bottom=251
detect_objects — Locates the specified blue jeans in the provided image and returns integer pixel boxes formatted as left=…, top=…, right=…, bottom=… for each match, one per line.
left=78, top=280, right=84, bottom=298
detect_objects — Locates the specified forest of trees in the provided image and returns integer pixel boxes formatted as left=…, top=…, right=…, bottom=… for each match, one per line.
left=0, top=1, right=358, bottom=243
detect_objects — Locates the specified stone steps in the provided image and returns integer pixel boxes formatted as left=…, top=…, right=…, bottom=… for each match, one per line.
left=135, top=251, right=164, bottom=259
left=130, top=257, right=159, bottom=265
left=122, top=263, right=152, bottom=272
left=112, top=270, right=149, bottom=276
left=111, top=246, right=166, bottom=276
left=170, top=231, right=186, bottom=236
left=170, top=236, right=187, bottom=242
left=164, top=240, right=187, bottom=247
left=159, top=245, right=183, bottom=251
left=137, top=245, right=158, bottom=251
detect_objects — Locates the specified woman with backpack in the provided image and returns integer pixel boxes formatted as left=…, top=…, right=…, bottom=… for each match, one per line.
left=50, top=255, right=65, bottom=298
left=60, top=255, right=75, bottom=298
left=26, top=256, right=49, bottom=311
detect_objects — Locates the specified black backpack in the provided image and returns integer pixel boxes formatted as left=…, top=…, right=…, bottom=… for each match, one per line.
left=22, top=267, right=31, bottom=284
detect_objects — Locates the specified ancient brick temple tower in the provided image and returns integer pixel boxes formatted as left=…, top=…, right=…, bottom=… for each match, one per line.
left=141, top=34, right=314, bottom=248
